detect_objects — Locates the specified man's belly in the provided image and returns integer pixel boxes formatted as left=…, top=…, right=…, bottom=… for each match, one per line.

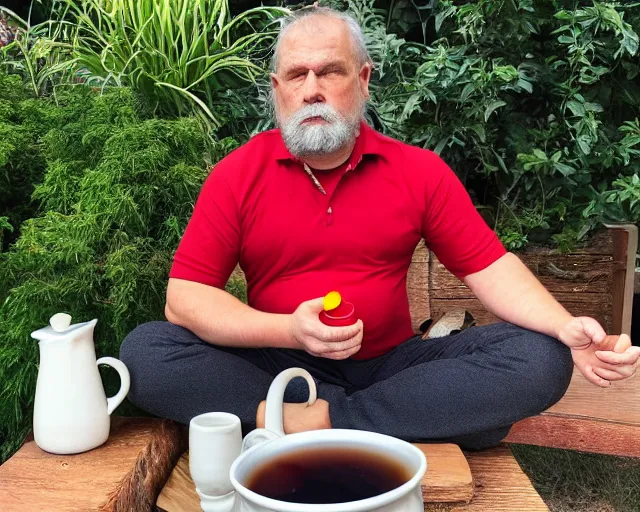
left=247, top=270, right=416, bottom=359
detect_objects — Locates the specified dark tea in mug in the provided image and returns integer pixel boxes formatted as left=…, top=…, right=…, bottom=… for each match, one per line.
left=245, top=446, right=413, bottom=504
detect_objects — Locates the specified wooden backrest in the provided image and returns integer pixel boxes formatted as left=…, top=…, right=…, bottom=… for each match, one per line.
left=407, top=224, right=639, bottom=457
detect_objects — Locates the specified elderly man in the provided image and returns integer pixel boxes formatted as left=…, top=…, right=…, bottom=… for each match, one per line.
left=120, top=7, right=638, bottom=450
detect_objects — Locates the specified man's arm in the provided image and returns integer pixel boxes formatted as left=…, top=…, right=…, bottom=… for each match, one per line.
left=463, top=253, right=574, bottom=341
left=463, top=252, right=640, bottom=387
left=165, top=278, right=298, bottom=349
left=165, top=278, right=364, bottom=359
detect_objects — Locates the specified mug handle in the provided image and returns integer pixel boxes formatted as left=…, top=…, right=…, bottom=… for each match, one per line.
left=240, top=368, right=317, bottom=453
left=96, top=357, right=131, bottom=415
left=265, top=367, right=317, bottom=436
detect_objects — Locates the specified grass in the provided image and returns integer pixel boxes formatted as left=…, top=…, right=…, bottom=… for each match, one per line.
left=513, top=445, right=640, bottom=512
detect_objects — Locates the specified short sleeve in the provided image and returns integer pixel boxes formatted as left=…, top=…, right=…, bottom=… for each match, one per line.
left=422, top=155, right=506, bottom=279
left=169, top=168, right=240, bottom=288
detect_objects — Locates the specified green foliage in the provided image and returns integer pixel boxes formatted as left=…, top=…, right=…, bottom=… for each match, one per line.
left=0, top=71, right=60, bottom=250
left=321, top=0, right=640, bottom=250
left=53, top=0, right=288, bottom=127
left=584, top=172, right=640, bottom=224
left=0, top=86, right=235, bottom=461
left=0, top=5, right=76, bottom=97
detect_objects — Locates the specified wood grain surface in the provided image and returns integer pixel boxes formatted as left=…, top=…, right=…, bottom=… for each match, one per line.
left=545, top=368, right=640, bottom=424
left=0, top=417, right=186, bottom=512
left=407, top=241, right=431, bottom=333
left=506, top=413, right=640, bottom=458
left=607, top=224, right=637, bottom=336
left=424, top=445, right=548, bottom=512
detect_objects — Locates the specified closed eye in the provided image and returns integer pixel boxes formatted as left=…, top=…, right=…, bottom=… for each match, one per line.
left=318, top=65, right=346, bottom=76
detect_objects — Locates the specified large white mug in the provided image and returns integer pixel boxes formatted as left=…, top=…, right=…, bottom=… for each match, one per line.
left=228, top=368, right=427, bottom=512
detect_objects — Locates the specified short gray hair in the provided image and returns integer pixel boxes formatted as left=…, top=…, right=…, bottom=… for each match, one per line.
left=271, top=6, right=372, bottom=73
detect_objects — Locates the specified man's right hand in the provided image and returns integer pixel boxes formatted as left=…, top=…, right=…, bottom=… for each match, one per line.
left=288, top=298, right=363, bottom=360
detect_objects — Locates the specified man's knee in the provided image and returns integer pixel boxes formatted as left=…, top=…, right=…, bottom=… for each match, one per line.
left=119, top=321, right=167, bottom=368
left=519, top=329, right=573, bottom=411
left=447, top=426, right=512, bottom=451
left=119, top=321, right=189, bottom=409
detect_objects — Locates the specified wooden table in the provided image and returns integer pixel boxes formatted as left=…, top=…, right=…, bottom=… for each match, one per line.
left=0, top=417, right=548, bottom=511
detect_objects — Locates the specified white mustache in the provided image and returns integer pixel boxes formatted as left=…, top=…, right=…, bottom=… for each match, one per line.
left=289, top=103, right=341, bottom=127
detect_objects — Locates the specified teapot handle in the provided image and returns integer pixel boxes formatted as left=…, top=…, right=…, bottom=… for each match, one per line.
left=96, top=357, right=131, bottom=415
left=240, top=368, right=317, bottom=454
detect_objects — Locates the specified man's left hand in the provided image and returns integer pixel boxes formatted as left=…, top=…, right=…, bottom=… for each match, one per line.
left=559, top=316, right=640, bottom=387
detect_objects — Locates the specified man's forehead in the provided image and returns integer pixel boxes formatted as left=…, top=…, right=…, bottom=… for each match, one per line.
left=284, top=14, right=347, bottom=39
left=277, top=19, right=356, bottom=72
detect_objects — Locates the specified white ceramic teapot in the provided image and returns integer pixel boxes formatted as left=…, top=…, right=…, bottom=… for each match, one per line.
left=31, top=313, right=130, bottom=454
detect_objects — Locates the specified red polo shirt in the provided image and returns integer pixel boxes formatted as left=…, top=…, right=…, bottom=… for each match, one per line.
left=169, top=122, right=506, bottom=359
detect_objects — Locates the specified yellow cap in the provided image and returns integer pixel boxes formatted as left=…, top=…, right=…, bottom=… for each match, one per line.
left=323, top=291, right=342, bottom=311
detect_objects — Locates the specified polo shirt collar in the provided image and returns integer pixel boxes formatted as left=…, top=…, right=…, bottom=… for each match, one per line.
left=274, top=121, right=383, bottom=171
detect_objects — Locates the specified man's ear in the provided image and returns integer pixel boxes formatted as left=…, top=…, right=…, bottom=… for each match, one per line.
left=359, top=63, right=372, bottom=100
left=270, top=72, right=280, bottom=90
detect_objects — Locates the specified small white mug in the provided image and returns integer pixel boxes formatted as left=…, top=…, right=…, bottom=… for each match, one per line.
left=189, top=412, right=242, bottom=498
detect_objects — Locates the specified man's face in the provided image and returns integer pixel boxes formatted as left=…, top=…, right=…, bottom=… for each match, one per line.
left=271, top=17, right=371, bottom=159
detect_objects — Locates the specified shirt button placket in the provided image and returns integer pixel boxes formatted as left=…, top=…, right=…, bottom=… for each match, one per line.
left=326, top=206, right=333, bottom=226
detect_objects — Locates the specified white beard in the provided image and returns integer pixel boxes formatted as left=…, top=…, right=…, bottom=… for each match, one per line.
left=278, top=102, right=364, bottom=158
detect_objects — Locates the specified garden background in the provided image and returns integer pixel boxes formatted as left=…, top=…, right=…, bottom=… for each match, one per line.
left=1, top=1, right=639, bottom=510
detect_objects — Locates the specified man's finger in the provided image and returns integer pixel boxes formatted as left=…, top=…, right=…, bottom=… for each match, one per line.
left=306, top=297, right=328, bottom=313
left=318, top=320, right=363, bottom=344
left=593, top=360, right=635, bottom=373
left=324, top=344, right=362, bottom=360
left=592, top=366, right=628, bottom=381
left=317, top=332, right=362, bottom=353
left=581, top=317, right=606, bottom=344
left=583, top=364, right=611, bottom=388
left=614, top=334, right=632, bottom=353
left=595, top=347, right=640, bottom=365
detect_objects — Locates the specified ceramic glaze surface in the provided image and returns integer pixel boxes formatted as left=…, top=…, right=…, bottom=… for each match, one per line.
left=32, top=314, right=130, bottom=454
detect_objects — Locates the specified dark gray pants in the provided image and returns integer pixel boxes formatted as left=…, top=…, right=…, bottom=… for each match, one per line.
left=119, top=321, right=573, bottom=450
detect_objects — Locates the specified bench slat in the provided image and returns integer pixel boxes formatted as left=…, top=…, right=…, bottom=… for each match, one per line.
left=425, top=445, right=548, bottom=511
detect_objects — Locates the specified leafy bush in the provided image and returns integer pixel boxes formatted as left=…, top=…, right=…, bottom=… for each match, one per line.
left=0, top=71, right=59, bottom=250
left=52, top=0, right=288, bottom=127
left=0, top=85, right=238, bottom=461
left=319, top=0, right=640, bottom=250
left=0, top=5, right=75, bottom=98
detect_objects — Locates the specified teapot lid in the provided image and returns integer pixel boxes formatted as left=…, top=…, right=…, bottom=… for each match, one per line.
left=31, top=313, right=97, bottom=342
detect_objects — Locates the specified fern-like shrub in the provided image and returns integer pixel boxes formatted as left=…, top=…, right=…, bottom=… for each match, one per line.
left=0, top=85, right=238, bottom=461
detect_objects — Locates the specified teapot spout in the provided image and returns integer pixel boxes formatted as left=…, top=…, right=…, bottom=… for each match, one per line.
left=73, top=318, right=98, bottom=340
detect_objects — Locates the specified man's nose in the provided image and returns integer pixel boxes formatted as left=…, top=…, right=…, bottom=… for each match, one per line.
left=302, top=71, right=324, bottom=104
